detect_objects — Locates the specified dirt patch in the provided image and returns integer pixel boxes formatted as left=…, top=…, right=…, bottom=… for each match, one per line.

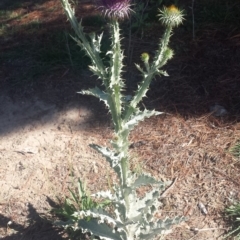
left=1, top=91, right=240, bottom=239
left=0, top=92, right=115, bottom=239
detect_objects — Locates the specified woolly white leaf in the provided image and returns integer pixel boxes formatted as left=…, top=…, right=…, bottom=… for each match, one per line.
left=92, top=189, right=127, bottom=223
left=132, top=174, right=166, bottom=189
left=139, top=216, right=185, bottom=239
left=92, top=190, right=116, bottom=201
left=126, top=187, right=162, bottom=222
left=90, top=144, right=120, bottom=168
left=89, top=144, right=124, bottom=185
left=114, top=201, right=127, bottom=222
left=77, top=219, right=123, bottom=240
left=72, top=209, right=118, bottom=225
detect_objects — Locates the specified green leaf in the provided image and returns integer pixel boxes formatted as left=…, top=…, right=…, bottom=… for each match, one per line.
left=80, top=87, right=110, bottom=109
left=122, top=109, right=162, bottom=138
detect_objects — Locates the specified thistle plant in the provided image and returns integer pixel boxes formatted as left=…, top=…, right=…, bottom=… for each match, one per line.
left=58, top=0, right=185, bottom=239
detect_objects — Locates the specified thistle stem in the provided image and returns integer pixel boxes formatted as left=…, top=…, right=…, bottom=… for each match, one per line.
left=108, top=19, right=124, bottom=132
left=108, top=19, right=130, bottom=209
left=154, top=25, right=173, bottom=68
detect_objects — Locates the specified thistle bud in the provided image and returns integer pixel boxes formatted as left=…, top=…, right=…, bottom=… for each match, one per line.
left=165, top=48, right=174, bottom=60
left=100, top=0, right=131, bottom=20
left=141, top=52, right=150, bottom=63
left=158, top=5, right=184, bottom=28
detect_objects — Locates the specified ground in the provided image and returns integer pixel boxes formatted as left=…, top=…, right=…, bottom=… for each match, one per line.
left=0, top=0, right=240, bottom=239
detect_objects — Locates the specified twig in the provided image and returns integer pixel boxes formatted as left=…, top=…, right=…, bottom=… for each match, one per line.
left=192, top=0, right=195, bottom=40
left=160, top=177, right=178, bottom=198
left=187, top=227, right=226, bottom=240
left=191, top=227, right=227, bottom=232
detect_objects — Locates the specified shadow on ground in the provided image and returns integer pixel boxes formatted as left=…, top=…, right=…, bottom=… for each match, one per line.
left=0, top=200, right=64, bottom=240
left=1, top=0, right=240, bottom=131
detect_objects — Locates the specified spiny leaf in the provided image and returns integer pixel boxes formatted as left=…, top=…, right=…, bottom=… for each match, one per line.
left=139, top=216, right=185, bottom=239
left=71, top=208, right=128, bottom=239
left=59, top=217, right=124, bottom=240
left=77, top=219, right=122, bottom=240
left=127, top=72, right=154, bottom=113
left=88, top=65, right=104, bottom=78
left=156, top=69, right=169, bottom=77
left=89, top=144, right=124, bottom=185
left=124, top=109, right=162, bottom=131
left=89, top=144, right=120, bottom=168
left=135, top=63, right=145, bottom=74
left=114, top=200, right=127, bottom=222
left=72, top=208, right=120, bottom=226
left=132, top=174, right=165, bottom=189
left=92, top=190, right=116, bottom=201
left=126, top=187, right=162, bottom=221
left=89, top=32, right=103, bottom=54
left=80, top=87, right=110, bottom=109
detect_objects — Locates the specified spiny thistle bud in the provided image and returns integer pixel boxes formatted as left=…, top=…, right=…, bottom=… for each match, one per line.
left=100, top=0, right=131, bottom=19
left=141, top=52, right=150, bottom=63
left=158, top=5, right=184, bottom=28
left=165, top=48, right=174, bottom=60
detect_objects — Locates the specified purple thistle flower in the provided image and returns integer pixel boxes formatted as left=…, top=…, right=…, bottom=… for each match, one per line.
left=100, top=0, right=131, bottom=19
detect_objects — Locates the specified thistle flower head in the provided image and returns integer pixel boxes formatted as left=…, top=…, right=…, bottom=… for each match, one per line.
left=99, top=0, right=131, bottom=19
left=158, top=5, right=184, bottom=28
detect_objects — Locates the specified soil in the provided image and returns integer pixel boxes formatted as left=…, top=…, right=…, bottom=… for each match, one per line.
left=1, top=0, right=240, bottom=239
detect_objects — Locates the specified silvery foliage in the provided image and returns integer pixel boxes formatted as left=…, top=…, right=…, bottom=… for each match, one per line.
left=58, top=1, right=185, bottom=239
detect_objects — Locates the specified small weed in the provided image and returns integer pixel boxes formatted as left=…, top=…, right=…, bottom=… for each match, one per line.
left=224, top=202, right=240, bottom=239
left=225, top=144, right=240, bottom=239
left=230, top=142, right=240, bottom=158
left=54, top=179, right=111, bottom=239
